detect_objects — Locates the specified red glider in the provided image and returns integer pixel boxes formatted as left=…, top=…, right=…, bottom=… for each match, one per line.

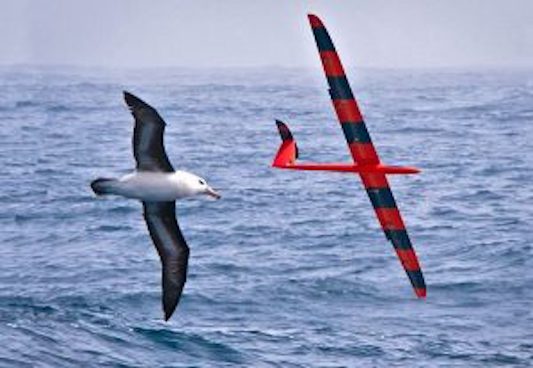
left=273, top=14, right=426, bottom=298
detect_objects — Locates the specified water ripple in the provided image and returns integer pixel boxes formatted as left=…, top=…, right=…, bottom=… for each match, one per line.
left=0, top=67, right=532, bottom=367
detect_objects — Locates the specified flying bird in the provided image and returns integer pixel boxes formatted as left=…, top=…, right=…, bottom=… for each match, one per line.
left=91, top=92, right=220, bottom=320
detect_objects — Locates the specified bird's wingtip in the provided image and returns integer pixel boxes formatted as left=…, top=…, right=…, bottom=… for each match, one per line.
left=163, top=303, right=177, bottom=321
left=123, top=91, right=146, bottom=109
left=161, top=283, right=182, bottom=321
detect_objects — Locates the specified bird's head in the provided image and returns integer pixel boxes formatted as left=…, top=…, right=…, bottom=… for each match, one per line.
left=180, top=172, right=221, bottom=200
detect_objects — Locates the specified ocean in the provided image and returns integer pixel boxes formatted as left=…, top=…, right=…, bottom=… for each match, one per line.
left=0, top=66, right=531, bottom=367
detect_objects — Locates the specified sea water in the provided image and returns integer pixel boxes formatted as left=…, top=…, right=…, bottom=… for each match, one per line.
left=0, top=66, right=531, bottom=367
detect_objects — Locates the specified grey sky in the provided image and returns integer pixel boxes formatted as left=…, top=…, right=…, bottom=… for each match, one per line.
left=1, top=0, right=532, bottom=68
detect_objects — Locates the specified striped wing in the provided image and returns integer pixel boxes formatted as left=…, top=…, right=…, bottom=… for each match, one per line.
left=309, top=14, right=426, bottom=297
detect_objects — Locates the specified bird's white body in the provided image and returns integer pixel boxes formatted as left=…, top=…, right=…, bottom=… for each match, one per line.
left=105, top=170, right=218, bottom=202
left=91, top=91, right=220, bottom=320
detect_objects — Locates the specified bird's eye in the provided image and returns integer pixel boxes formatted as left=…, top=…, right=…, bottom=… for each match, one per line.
left=198, top=180, right=205, bottom=185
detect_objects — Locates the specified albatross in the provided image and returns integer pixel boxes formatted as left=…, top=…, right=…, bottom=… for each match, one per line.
left=90, top=91, right=220, bottom=320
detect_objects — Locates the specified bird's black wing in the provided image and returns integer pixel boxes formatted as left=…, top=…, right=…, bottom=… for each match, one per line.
left=143, top=201, right=189, bottom=320
left=124, top=91, right=174, bottom=172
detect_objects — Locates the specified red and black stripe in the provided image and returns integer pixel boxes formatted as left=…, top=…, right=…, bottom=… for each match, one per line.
left=309, top=14, right=379, bottom=166
left=364, top=173, right=426, bottom=298
left=309, top=14, right=426, bottom=298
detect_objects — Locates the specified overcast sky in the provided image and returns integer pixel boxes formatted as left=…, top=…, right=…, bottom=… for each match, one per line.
left=1, top=0, right=532, bottom=69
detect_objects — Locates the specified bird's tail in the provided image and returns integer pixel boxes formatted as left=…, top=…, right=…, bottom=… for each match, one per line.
left=90, top=178, right=118, bottom=195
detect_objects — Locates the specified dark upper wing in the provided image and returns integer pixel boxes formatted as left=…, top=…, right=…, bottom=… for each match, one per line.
left=124, top=91, right=174, bottom=172
left=143, top=201, right=189, bottom=320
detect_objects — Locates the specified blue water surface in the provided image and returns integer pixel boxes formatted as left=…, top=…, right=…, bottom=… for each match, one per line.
left=0, top=66, right=532, bottom=367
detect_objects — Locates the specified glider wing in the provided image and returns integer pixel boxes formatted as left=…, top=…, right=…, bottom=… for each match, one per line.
left=308, top=14, right=426, bottom=297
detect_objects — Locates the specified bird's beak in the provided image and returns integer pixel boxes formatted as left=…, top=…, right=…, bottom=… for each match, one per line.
left=205, top=186, right=221, bottom=200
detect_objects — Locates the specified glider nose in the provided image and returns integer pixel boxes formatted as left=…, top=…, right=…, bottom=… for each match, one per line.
left=205, top=186, right=221, bottom=200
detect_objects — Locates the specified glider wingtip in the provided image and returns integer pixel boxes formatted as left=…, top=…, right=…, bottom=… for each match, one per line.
left=307, top=14, right=324, bottom=28
left=415, top=288, right=427, bottom=298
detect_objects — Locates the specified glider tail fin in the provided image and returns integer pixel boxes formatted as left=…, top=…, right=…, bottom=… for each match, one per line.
left=273, top=120, right=299, bottom=167
left=90, top=178, right=118, bottom=196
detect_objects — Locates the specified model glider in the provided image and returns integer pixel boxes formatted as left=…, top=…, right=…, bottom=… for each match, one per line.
left=273, top=14, right=426, bottom=298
